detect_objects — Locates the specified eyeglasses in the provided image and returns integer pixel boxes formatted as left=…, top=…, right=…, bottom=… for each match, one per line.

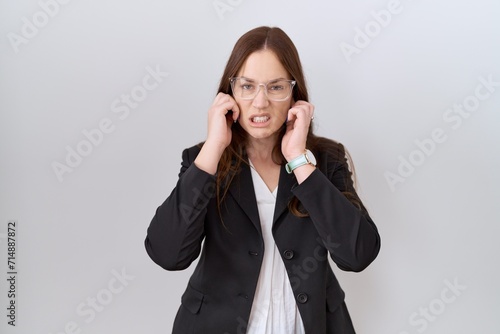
left=230, top=77, right=296, bottom=101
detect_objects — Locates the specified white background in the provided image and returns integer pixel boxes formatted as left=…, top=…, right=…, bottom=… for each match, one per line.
left=1, top=0, right=499, bottom=333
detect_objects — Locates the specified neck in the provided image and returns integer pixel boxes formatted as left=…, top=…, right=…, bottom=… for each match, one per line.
left=246, top=136, right=278, bottom=162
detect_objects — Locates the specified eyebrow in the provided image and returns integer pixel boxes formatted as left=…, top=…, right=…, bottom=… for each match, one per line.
left=240, top=77, right=288, bottom=83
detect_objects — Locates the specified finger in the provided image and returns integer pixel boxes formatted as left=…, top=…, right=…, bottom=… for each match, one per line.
left=226, top=114, right=234, bottom=128
left=216, top=93, right=237, bottom=108
left=285, top=115, right=295, bottom=133
left=286, top=108, right=297, bottom=124
left=291, top=101, right=314, bottom=116
left=289, top=107, right=308, bottom=126
left=291, top=100, right=309, bottom=110
left=217, top=100, right=238, bottom=116
left=290, top=105, right=314, bottom=123
left=212, top=93, right=225, bottom=106
left=293, top=100, right=313, bottom=108
left=211, top=94, right=239, bottom=122
left=228, top=96, right=240, bottom=122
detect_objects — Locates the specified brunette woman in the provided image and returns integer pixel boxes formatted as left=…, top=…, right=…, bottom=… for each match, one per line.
left=145, top=26, right=381, bottom=334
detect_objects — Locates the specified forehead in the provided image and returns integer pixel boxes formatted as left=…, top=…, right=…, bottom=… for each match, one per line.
left=237, top=50, right=290, bottom=81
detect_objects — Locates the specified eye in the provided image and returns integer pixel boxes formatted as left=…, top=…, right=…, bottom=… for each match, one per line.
left=241, top=84, right=254, bottom=90
left=269, top=84, right=285, bottom=91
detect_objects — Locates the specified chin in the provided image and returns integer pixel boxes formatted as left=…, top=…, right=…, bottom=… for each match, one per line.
left=248, top=132, right=274, bottom=140
left=245, top=127, right=282, bottom=141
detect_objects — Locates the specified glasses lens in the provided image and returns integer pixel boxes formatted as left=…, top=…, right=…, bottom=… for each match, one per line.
left=234, top=78, right=256, bottom=99
left=231, top=78, right=294, bottom=101
left=266, top=80, right=292, bottom=100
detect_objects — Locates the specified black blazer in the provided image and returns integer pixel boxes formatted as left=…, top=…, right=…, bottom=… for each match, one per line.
left=145, top=142, right=381, bottom=334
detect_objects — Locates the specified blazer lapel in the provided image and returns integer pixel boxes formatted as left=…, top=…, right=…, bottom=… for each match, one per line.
left=273, top=165, right=296, bottom=226
left=227, top=162, right=262, bottom=235
left=227, top=163, right=297, bottom=234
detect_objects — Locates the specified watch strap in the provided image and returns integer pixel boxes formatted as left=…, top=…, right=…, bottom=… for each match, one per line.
left=285, top=152, right=309, bottom=174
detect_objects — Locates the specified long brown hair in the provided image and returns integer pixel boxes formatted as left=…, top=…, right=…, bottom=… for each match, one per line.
left=207, top=26, right=366, bottom=218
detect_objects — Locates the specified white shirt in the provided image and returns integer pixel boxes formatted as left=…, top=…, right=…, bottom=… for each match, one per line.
left=246, top=160, right=305, bottom=334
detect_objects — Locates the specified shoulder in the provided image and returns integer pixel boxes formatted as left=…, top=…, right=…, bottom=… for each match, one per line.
left=181, top=142, right=204, bottom=164
left=308, top=135, right=347, bottom=168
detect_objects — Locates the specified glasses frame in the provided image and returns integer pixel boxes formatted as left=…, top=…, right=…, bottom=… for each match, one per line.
left=229, top=77, right=296, bottom=102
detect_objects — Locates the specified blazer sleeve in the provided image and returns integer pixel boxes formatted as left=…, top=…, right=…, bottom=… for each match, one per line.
left=292, top=146, right=381, bottom=272
left=144, top=146, right=214, bottom=271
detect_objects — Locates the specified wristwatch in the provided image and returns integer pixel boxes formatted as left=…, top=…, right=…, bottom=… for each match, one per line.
left=285, top=149, right=317, bottom=174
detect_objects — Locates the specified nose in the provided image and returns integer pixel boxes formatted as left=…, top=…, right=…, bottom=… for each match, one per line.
left=252, top=84, right=269, bottom=109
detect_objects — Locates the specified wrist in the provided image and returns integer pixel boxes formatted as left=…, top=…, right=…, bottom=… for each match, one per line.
left=195, top=141, right=226, bottom=175
left=285, top=149, right=316, bottom=174
left=203, top=139, right=226, bottom=156
left=285, top=150, right=306, bottom=163
left=293, top=164, right=316, bottom=184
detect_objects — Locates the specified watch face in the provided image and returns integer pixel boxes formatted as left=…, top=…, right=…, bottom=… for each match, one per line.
left=306, top=149, right=316, bottom=165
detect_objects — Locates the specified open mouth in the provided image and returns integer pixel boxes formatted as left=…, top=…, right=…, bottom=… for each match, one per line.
left=252, top=116, right=270, bottom=123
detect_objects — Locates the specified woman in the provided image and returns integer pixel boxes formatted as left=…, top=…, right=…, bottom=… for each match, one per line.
left=145, top=26, right=381, bottom=334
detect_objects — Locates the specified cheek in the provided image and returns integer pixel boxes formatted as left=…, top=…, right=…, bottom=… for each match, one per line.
left=278, top=111, right=287, bottom=122
left=277, top=104, right=291, bottom=120
left=237, top=101, right=251, bottom=115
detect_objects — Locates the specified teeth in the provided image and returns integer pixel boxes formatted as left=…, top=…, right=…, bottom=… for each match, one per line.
left=252, top=116, right=269, bottom=123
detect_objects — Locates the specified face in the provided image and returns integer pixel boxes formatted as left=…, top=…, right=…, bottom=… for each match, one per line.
left=234, top=50, right=293, bottom=142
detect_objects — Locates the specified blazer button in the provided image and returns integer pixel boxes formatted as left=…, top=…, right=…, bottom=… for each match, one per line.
left=283, top=250, right=294, bottom=260
left=297, top=293, right=308, bottom=304
left=248, top=251, right=259, bottom=256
